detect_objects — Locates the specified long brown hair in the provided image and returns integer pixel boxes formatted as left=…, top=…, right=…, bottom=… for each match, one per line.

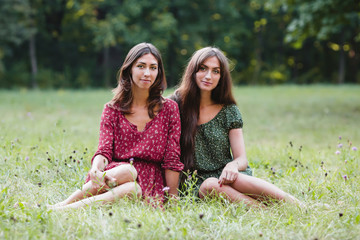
left=110, top=42, right=167, bottom=118
left=174, top=47, right=236, bottom=172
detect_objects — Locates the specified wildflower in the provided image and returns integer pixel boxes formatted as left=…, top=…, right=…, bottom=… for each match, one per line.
left=344, top=160, right=347, bottom=164
left=335, top=151, right=341, bottom=155
left=352, top=147, right=358, bottom=151
left=259, top=232, right=263, bottom=237
left=25, top=156, right=29, bottom=161
left=129, top=158, right=134, bottom=164
left=109, top=212, right=113, bottom=217
left=199, top=213, right=204, bottom=219
left=343, top=175, right=348, bottom=181
left=339, top=213, right=343, bottom=217
left=337, top=143, right=343, bottom=148
left=162, top=186, right=170, bottom=192
left=339, top=136, right=342, bottom=140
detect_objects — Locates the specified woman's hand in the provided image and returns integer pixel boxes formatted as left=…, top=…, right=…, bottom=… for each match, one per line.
left=89, top=167, right=116, bottom=192
left=218, top=161, right=239, bottom=187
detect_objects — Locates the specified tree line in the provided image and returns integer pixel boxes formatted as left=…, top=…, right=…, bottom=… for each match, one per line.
left=0, top=0, right=359, bottom=89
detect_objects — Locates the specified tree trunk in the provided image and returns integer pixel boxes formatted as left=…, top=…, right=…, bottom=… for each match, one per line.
left=103, top=46, right=110, bottom=87
left=338, top=35, right=345, bottom=84
left=349, top=32, right=359, bottom=83
left=252, top=31, right=263, bottom=84
left=29, top=34, right=38, bottom=89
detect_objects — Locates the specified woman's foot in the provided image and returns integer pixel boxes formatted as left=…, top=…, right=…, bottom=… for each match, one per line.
left=47, top=201, right=67, bottom=209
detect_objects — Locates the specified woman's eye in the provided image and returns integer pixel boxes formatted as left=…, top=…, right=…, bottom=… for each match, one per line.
left=213, top=69, right=220, bottom=74
left=199, top=67, right=206, bottom=71
left=151, top=66, right=157, bottom=70
left=137, top=65, right=144, bottom=68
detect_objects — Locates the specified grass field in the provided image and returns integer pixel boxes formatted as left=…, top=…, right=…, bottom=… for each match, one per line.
left=1, top=85, right=359, bottom=239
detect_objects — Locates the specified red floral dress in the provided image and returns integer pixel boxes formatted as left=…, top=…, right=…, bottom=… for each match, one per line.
left=87, top=99, right=183, bottom=199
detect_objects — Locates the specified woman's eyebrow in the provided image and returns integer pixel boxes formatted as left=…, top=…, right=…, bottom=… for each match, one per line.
left=201, top=63, right=220, bottom=69
left=136, top=61, right=158, bottom=66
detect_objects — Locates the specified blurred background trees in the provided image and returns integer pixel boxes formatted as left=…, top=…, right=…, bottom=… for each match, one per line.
left=0, top=0, right=359, bottom=89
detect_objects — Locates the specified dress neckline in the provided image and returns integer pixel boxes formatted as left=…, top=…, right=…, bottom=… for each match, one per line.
left=121, top=101, right=166, bottom=133
left=198, top=105, right=226, bottom=127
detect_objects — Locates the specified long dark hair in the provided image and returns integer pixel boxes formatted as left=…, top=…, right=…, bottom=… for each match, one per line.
left=110, top=42, right=167, bottom=118
left=174, top=47, right=236, bottom=172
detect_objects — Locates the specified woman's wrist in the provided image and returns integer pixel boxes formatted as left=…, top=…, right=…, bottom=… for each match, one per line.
left=227, top=161, right=239, bottom=170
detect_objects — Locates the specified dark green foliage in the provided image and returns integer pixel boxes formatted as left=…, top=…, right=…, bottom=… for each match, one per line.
left=0, top=0, right=359, bottom=88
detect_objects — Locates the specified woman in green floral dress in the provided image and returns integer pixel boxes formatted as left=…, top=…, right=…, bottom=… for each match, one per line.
left=171, top=47, right=299, bottom=207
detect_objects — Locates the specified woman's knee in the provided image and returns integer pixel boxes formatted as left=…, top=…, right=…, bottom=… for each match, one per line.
left=123, top=164, right=138, bottom=181
left=199, top=177, right=221, bottom=198
left=86, top=180, right=102, bottom=192
left=112, top=164, right=138, bottom=183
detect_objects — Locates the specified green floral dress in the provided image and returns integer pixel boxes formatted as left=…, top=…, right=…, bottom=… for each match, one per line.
left=193, top=104, right=252, bottom=192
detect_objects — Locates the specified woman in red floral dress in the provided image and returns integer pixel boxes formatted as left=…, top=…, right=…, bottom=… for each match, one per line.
left=49, top=43, right=183, bottom=210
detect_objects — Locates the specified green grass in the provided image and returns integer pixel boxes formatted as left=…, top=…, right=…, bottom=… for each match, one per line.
left=1, top=85, right=359, bottom=239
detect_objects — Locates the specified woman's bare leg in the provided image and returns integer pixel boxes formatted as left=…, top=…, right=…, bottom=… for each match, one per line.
left=49, top=164, right=137, bottom=208
left=51, top=182, right=142, bottom=210
left=199, top=178, right=264, bottom=208
left=230, top=173, right=299, bottom=204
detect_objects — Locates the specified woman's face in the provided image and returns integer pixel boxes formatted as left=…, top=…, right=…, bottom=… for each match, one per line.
left=130, top=53, right=159, bottom=91
left=195, top=56, right=221, bottom=93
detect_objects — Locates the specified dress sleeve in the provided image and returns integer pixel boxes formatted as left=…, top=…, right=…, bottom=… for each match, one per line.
left=226, top=104, right=244, bottom=131
left=91, top=104, right=115, bottom=165
left=161, top=100, right=184, bottom=171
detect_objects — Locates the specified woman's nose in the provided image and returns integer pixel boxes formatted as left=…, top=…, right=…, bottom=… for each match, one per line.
left=144, top=68, right=150, bottom=76
left=205, top=70, right=211, bottom=79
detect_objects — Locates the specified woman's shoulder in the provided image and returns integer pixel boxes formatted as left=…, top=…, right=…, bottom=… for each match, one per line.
left=223, top=104, right=243, bottom=128
left=101, top=102, right=122, bottom=117
left=224, top=103, right=240, bottom=111
left=104, top=101, right=120, bottom=111
left=167, top=91, right=181, bottom=105
left=163, top=97, right=179, bottom=111
left=222, top=104, right=241, bottom=116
